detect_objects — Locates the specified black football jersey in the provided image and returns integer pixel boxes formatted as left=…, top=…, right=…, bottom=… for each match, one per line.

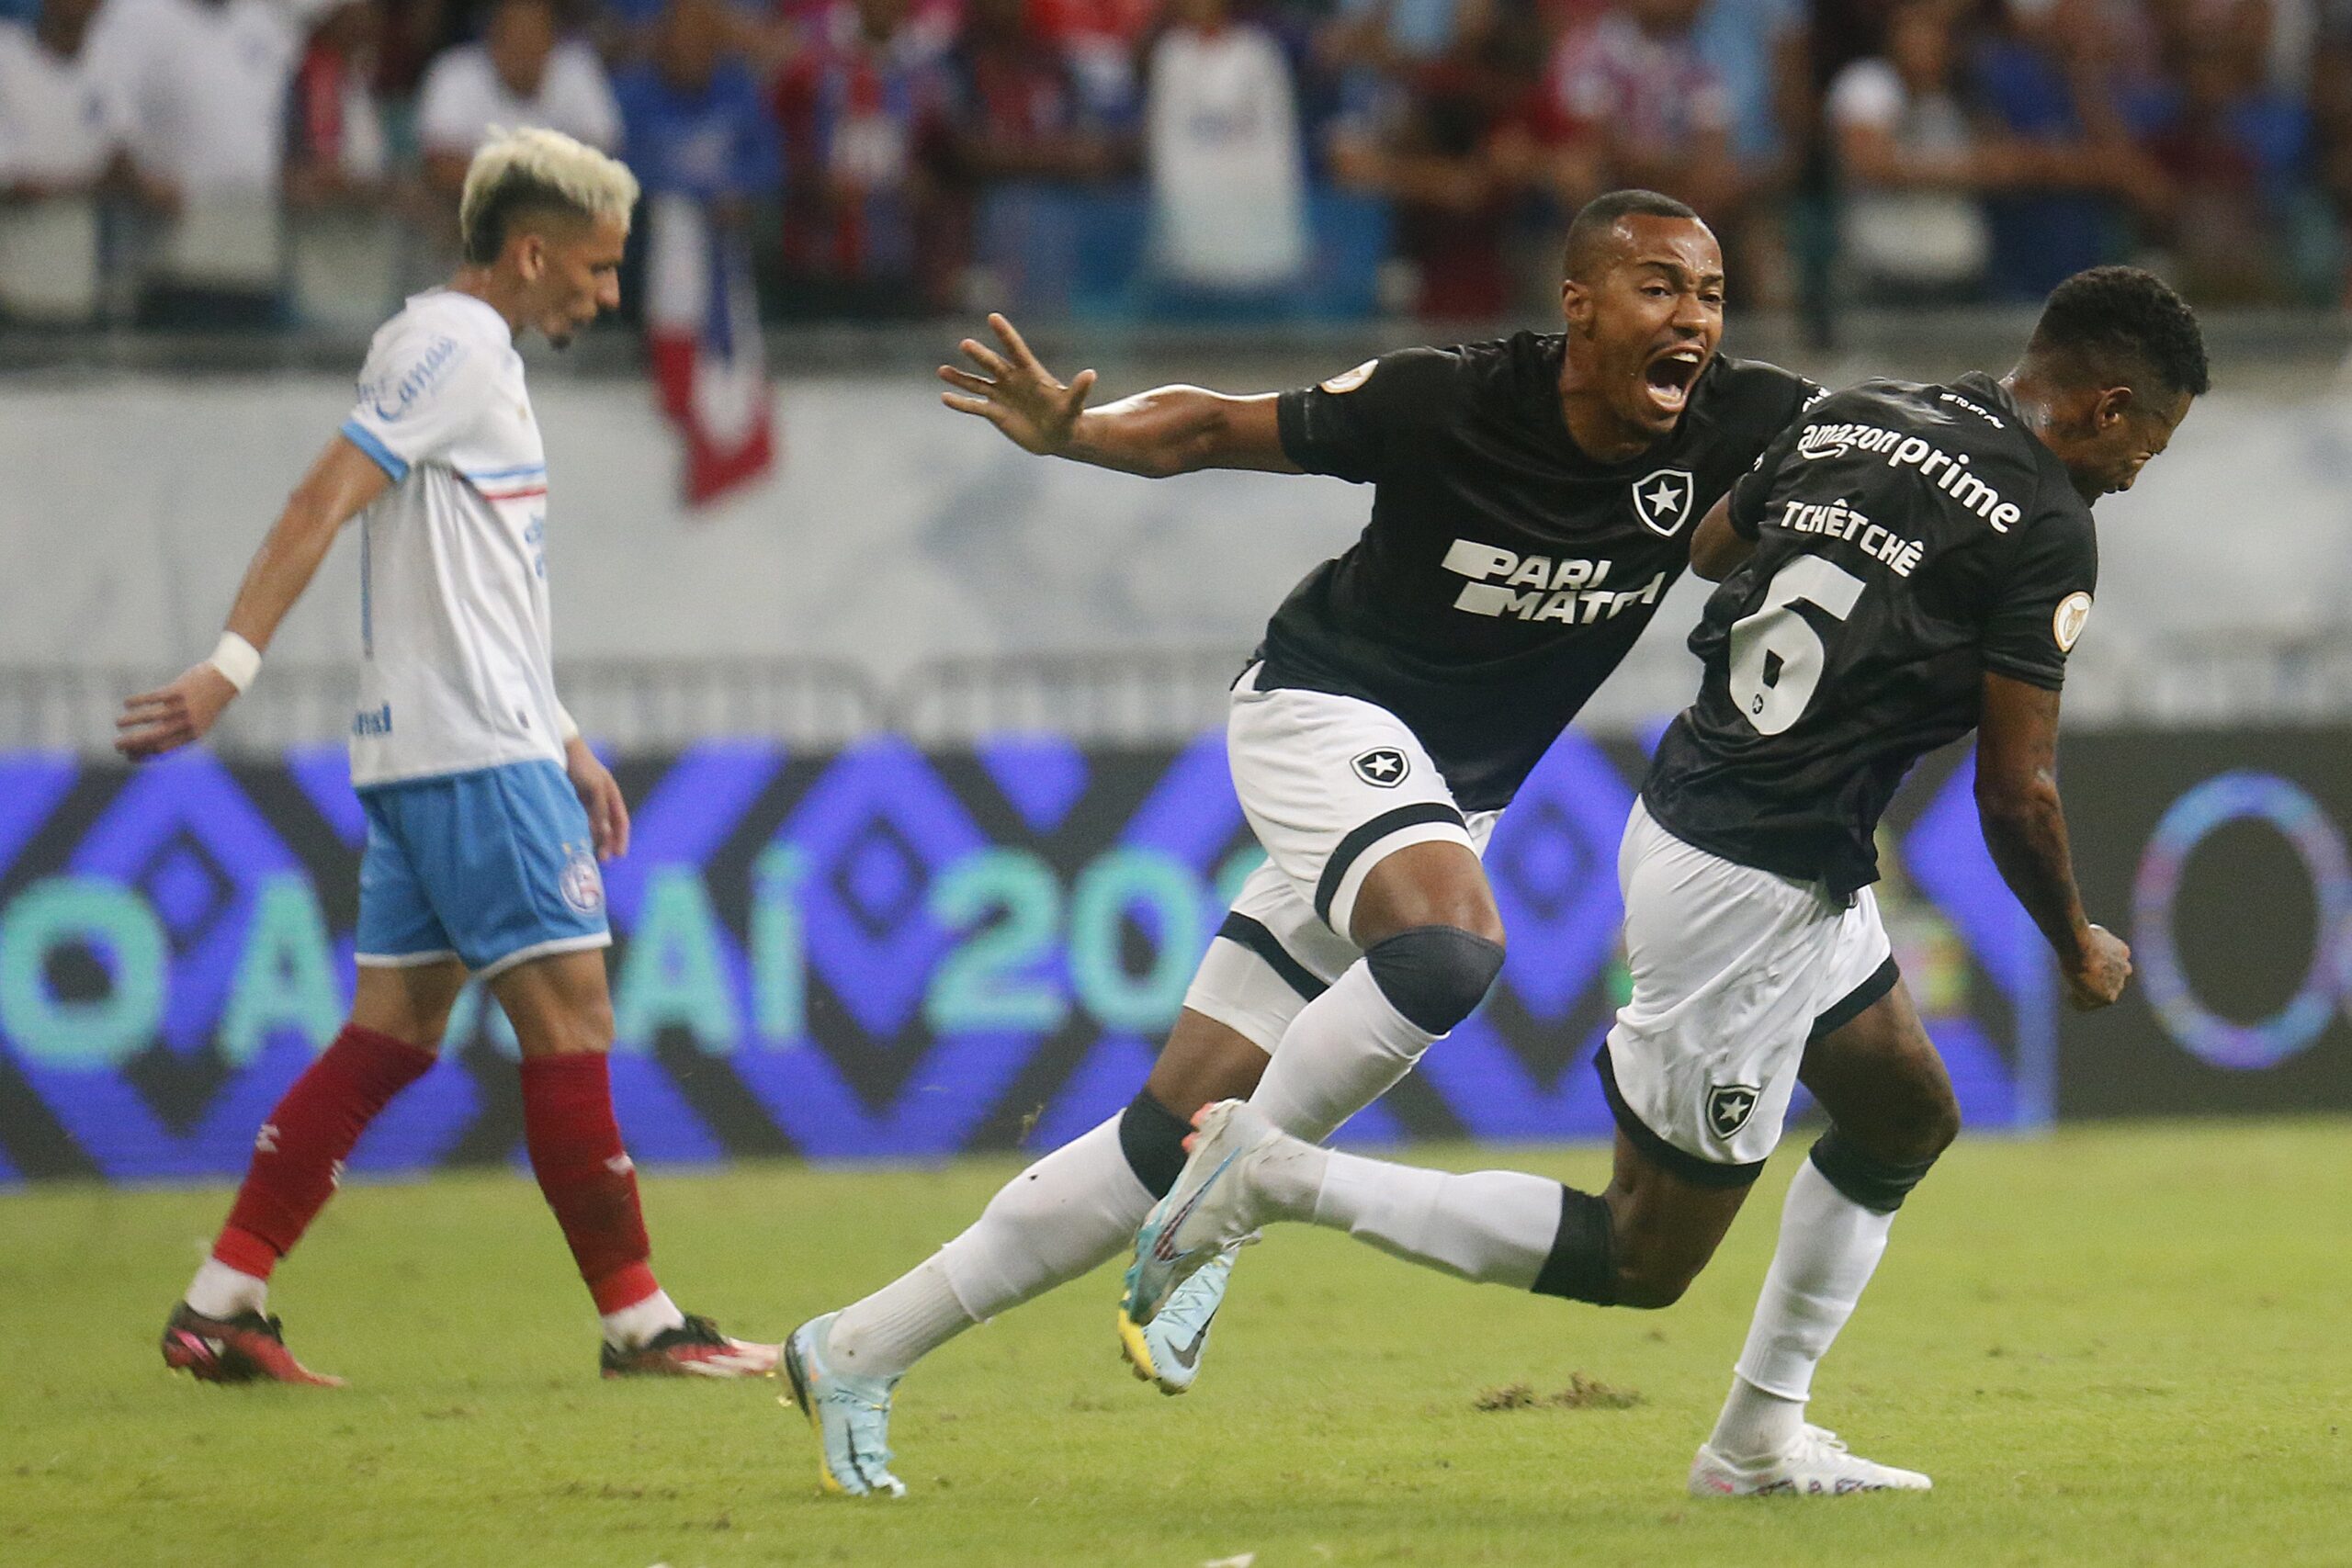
left=1261, top=333, right=1817, bottom=811
left=1644, top=371, right=2099, bottom=897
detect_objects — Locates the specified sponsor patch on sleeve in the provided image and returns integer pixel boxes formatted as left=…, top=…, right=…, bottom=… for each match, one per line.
left=2052, top=591, right=2093, bottom=652
left=1320, top=359, right=1378, bottom=395
left=361, top=334, right=464, bottom=423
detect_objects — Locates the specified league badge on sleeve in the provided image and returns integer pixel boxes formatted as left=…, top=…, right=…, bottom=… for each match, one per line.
left=1632, top=468, right=1696, bottom=537
left=1320, top=360, right=1378, bottom=395
left=2052, top=591, right=2093, bottom=652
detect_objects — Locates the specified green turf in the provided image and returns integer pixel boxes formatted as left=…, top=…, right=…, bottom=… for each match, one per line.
left=4, top=1118, right=2346, bottom=1568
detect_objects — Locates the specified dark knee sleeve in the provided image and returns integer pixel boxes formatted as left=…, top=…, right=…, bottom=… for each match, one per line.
left=1363, top=925, right=1506, bottom=1034
left=1118, top=1090, right=1193, bottom=1199
left=1809, top=1124, right=1940, bottom=1214
left=1529, top=1186, right=1616, bottom=1306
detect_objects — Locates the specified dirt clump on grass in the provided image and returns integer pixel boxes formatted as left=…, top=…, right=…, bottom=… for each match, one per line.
left=1473, top=1375, right=1643, bottom=1412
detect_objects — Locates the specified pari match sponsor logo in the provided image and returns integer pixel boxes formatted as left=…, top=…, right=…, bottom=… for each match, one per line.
left=1440, top=539, right=1666, bottom=625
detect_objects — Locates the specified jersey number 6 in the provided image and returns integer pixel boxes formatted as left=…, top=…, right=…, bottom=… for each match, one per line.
left=1727, top=557, right=1868, bottom=735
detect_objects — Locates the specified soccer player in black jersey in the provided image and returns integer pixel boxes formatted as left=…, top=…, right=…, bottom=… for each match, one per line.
left=780, top=191, right=1820, bottom=1496
left=1124, top=267, right=2206, bottom=1498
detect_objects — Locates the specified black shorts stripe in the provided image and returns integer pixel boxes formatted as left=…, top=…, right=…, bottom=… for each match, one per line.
left=1313, top=801, right=1467, bottom=927
left=1807, top=956, right=1901, bottom=1042
left=1593, top=1044, right=1767, bottom=1190
left=1214, top=912, right=1329, bottom=1004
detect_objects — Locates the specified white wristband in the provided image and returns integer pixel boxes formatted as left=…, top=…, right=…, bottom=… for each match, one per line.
left=207, top=632, right=262, bottom=693
left=555, top=701, right=581, bottom=744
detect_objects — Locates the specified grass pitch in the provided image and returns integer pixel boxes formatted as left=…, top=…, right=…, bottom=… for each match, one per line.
left=4, top=1118, right=2346, bottom=1568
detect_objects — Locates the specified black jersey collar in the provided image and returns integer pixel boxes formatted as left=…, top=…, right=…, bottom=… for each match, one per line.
left=1951, top=370, right=2024, bottom=427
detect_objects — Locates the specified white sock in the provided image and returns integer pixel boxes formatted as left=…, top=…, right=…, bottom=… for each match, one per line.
left=601, top=1288, right=687, bottom=1349
left=831, top=1115, right=1148, bottom=1381
left=1249, top=959, right=1441, bottom=1144
left=185, top=1258, right=268, bottom=1320
left=825, top=1258, right=970, bottom=1381
left=1710, top=1157, right=1895, bottom=1460
left=1298, top=1147, right=1561, bottom=1289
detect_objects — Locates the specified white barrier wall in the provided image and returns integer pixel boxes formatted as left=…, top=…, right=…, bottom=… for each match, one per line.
left=5, top=371, right=2349, bottom=722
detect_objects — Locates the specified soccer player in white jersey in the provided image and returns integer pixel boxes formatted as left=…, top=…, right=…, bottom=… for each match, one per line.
left=119, top=127, right=775, bottom=1385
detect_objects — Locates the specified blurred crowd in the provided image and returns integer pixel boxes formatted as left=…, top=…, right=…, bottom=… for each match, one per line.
left=1, top=0, right=2347, bottom=329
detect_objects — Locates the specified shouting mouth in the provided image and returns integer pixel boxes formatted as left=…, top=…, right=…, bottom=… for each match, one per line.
left=1641, top=343, right=1708, bottom=418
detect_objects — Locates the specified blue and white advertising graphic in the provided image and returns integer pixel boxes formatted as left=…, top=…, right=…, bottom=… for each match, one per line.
left=2064, top=730, right=2352, bottom=1117
left=0, top=726, right=2191, bottom=1185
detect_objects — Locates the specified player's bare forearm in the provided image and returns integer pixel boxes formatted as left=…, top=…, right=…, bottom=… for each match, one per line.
left=564, top=734, right=632, bottom=861
left=1064, top=388, right=1298, bottom=478
left=220, top=436, right=392, bottom=648
left=1977, top=761, right=2088, bottom=967
left=117, top=435, right=389, bottom=759
left=1974, top=672, right=2126, bottom=1008
left=938, top=311, right=1299, bottom=477
left=1690, top=496, right=1755, bottom=581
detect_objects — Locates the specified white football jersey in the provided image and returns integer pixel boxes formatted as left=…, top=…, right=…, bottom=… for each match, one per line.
left=338, top=289, right=564, bottom=787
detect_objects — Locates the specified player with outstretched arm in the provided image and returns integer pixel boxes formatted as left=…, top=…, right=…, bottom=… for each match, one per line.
left=784, top=191, right=1822, bottom=1495
left=121, top=128, right=775, bottom=1385
left=1124, top=267, right=2206, bottom=1496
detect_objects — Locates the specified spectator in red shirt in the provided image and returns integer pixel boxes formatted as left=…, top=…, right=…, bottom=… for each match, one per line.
left=2134, top=6, right=2318, bottom=302
left=1549, top=0, right=1735, bottom=216
left=1329, top=0, right=1557, bottom=317
left=1549, top=0, right=1803, bottom=295
left=937, top=0, right=1125, bottom=185
left=287, top=0, right=393, bottom=212
left=773, top=0, right=956, bottom=314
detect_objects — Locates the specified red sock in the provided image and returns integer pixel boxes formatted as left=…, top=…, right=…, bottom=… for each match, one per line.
left=519, top=1052, right=659, bottom=1314
left=214, top=1023, right=438, bottom=1278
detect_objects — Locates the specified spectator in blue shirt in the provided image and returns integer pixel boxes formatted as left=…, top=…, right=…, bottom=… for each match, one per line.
left=612, top=0, right=782, bottom=218
left=1969, top=0, right=2133, bottom=300
left=2132, top=6, right=2323, bottom=302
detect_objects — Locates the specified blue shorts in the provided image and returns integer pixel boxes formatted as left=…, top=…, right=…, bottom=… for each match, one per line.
left=354, top=760, right=612, bottom=980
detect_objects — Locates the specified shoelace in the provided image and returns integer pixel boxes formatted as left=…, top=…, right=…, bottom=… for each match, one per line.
left=1798, top=1426, right=1850, bottom=1456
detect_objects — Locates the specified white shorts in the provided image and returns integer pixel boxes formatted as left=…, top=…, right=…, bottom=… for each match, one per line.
left=1600, top=799, right=1897, bottom=1182
left=1183, top=663, right=1497, bottom=1051
left=1224, top=663, right=1479, bottom=940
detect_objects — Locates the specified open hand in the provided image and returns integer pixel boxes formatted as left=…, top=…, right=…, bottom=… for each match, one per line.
left=116, top=664, right=238, bottom=760
left=566, top=737, right=631, bottom=861
left=2064, top=922, right=2132, bottom=1010
left=938, top=312, right=1098, bottom=456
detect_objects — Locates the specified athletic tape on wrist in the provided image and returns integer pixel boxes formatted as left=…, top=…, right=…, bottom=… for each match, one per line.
left=207, top=632, right=262, bottom=693
left=556, top=702, right=582, bottom=743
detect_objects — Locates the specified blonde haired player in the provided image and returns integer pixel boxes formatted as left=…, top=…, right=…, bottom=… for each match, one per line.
left=123, top=128, right=775, bottom=1383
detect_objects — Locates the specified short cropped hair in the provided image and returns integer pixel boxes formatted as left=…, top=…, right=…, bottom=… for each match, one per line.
left=458, top=127, right=640, bottom=266
left=1562, top=190, right=1704, bottom=281
left=2028, top=266, right=2211, bottom=400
